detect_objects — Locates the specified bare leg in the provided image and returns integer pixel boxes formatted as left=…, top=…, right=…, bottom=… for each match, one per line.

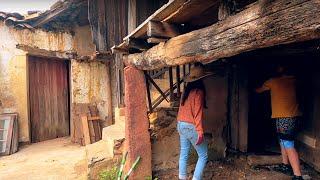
left=286, top=148, right=302, bottom=176
left=281, top=146, right=289, bottom=164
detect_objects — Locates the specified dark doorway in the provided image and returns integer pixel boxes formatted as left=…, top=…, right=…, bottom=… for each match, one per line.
left=241, top=40, right=319, bottom=153
left=247, top=60, right=278, bottom=153
left=28, top=56, right=70, bottom=143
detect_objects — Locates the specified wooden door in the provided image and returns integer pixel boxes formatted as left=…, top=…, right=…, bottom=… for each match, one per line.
left=28, top=56, right=70, bottom=143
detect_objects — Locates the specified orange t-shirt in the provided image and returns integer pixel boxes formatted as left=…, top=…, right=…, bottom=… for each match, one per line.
left=260, top=76, right=302, bottom=118
left=177, top=89, right=204, bottom=134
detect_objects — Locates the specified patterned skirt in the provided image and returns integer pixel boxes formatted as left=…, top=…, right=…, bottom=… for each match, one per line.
left=275, top=117, right=300, bottom=141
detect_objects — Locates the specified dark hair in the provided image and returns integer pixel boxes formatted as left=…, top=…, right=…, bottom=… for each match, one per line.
left=181, top=80, right=207, bottom=108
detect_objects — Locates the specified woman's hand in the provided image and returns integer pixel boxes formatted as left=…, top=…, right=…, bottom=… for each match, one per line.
left=196, top=133, right=204, bottom=145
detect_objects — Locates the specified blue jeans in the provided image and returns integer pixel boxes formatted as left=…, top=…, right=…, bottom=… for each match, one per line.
left=177, top=121, right=208, bottom=180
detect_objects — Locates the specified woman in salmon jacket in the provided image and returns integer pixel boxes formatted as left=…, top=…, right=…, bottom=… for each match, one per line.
left=177, top=65, right=212, bottom=180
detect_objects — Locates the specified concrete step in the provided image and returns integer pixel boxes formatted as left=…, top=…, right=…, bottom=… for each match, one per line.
left=102, top=124, right=125, bottom=148
left=85, top=140, right=113, bottom=165
left=85, top=123, right=125, bottom=167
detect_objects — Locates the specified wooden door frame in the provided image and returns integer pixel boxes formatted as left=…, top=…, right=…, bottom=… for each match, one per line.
left=26, top=55, right=71, bottom=143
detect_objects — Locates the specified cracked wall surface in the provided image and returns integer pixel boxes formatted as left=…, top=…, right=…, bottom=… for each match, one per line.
left=0, top=22, right=112, bottom=143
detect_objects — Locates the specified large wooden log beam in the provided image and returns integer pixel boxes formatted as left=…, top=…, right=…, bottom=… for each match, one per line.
left=125, top=0, right=320, bottom=70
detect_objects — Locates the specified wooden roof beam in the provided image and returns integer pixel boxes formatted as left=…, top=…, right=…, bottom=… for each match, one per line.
left=147, top=20, right=182, bottom=39
left=125, top=0, right=320, bottom=70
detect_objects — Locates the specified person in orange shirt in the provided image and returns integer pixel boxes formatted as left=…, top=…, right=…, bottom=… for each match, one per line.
left=177, top=65, right=212, bottom=180
left=256, top=66, right=303, bottom=180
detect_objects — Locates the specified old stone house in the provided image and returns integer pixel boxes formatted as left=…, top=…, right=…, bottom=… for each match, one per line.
left=1, top=0, right=320, bottom=179
left=0, top=0, right=113, bottom=145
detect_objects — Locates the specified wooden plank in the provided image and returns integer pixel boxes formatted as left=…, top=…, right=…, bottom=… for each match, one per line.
left=81, top=116, right=91, bottom=145
left=128, top=0, right=137, bottom=33
left=32, top=2, right=72, bottom=27
left=247, top=155, right=282, bottom=166
left=147, top=21, right=182, bottom=38
left=163, top=0, right=219, bottom=23
left=147, top=37, right=168, bottom=44
left=144, top=72, right=153, bottom=112
left=125, top=0, right=320, bottom=70
left=123, top=0, right=188, bottom=41
left=169, top=67, right=174, bottom=102
left=126, top=38, right=151, bottom=51
left=176, top=66, right=181, bottom=97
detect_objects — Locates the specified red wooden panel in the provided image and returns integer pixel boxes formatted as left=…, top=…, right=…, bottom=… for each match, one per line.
left=28, top=56, right=70, bottom=143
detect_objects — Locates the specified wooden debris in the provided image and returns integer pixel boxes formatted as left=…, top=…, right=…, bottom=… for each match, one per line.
left=247, top=155, right=282, bottom=166
left=81, top=116, right=91, bottom=145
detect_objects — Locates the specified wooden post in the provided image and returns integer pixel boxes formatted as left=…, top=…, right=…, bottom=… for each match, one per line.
left=124, top=66, right=152, bottom=178
left=183, top=64, right=186, bottom=88
left=144, top=72, right=153, bottom=112
left=128, top=0, right=137, bottom=33
left=176, top=66, right=181, bottom=98
left=169, top=67, right=174, bottom=102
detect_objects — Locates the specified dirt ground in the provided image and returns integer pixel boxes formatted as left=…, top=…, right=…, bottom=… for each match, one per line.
left=151, top=108, right=320, bottom=180
left=153, top=155, right=320, bottom=180
left=0, top=137, right=87, bottom=180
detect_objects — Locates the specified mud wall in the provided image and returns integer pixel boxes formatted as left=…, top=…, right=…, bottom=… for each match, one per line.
left=203, top=70, right=228, bottom=159
left=70, top=60, right=112, bottom=144
left=0, top=22, right=112, bottom=143
left=0, top=22, right=73, bottom=142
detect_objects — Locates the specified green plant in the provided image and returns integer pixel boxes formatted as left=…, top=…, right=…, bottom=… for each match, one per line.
left=99, top=167, right=118, bottom=180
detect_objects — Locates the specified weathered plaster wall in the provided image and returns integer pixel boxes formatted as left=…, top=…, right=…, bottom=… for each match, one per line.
left=71, top=60, right=112, bottom=124
left=0, top=22, right=113, bottom=144
left=0, top=22, right=74, bottom=142
left=73, top=25, right=96, bottom=57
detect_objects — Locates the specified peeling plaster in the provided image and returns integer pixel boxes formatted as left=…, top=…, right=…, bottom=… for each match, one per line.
left=0, top=22, right=109, bottom=143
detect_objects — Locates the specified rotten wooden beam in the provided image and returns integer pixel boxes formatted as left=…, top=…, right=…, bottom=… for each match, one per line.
left=17, top=44, right=76, bottom=59
left=125, top=38, right=151, bottom=51
left=32, top=1, right=71, bottom=27
left=147, top=21, right=182, bottom=38
left=125, top=0, right=320, bottom=70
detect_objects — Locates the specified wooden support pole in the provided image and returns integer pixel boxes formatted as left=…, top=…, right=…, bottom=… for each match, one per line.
left=183, top=65, right=186, bottom=88
left=125, top=0, right=320, bottom=70
left=176, top=66, right=181, bottom=98
left=144, top=72, right=153, bottom=112
left=124, top=66, right=152, bottom=179
left=169, top=67, right=174, bottom=102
